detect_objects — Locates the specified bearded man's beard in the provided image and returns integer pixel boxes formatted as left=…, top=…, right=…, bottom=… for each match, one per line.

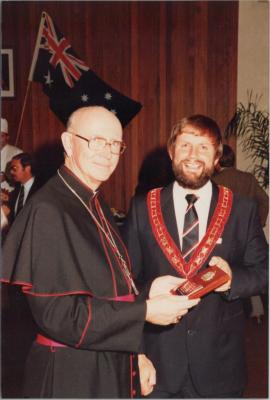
left=172, top=160, right=215, bottom=189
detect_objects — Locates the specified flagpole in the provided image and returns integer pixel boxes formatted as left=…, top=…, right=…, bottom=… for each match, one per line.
left=15, top=12, right=46, bottom=146
left=28, top=11, right=46, bottom=81
left=15, top=81, right=32, bottom=146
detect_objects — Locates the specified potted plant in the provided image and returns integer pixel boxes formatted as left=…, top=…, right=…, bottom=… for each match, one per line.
left=224, top=91, right=269, bottom=189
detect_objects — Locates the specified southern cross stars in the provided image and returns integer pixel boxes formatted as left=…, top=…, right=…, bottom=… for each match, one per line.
left=104, top=92, right=112, bottom=100
left=44, top=71, right=54, bottom=87
left=81, top=94, right=89, bottom=102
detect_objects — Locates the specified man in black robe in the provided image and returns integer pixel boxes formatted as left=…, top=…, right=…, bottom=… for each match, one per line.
left=1, top=106, right=199, bottom=398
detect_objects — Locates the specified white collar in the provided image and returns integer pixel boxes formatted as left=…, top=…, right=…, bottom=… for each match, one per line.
left=23, top=177, right=35, bottom=191
left=174, top=180, right=212, bottom=201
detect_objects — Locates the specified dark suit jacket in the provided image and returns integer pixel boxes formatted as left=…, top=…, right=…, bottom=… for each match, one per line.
left=9, top=177, right=44, bottom=223
left=123, top=181, right=268, bottom=396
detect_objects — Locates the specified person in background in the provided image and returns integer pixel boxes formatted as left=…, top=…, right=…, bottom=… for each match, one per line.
left=7, top=152, right=43, bottom=223
left=0, top=118, right=23, bottom=233
left=212, top=144, right=269, bottom=227
left=212, top=144, right=269, bottom=322
left=115, top=147, right=174, bottom=229
left=1, top=152, right=44, bottom=397
left=135, top=146, right=175, bottom=195
left=123, top=114, right=268, bottom=398
left=1, top=106, right=199, bottom=398
left=0, top=118, right=22, bottom=193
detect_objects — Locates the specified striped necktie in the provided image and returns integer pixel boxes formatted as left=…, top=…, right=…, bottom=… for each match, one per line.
left=182, top=194, right=199, bottom=261
left=16, top=185, right=25, bottom=215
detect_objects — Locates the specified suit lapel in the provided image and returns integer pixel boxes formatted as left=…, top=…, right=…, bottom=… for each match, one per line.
left=207, top=181, right=219, bottom=227
left=160, top=183, right=181, bottom=249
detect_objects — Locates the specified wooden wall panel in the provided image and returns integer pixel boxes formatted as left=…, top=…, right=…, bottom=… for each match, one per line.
left=2, top=1, right=238, bottom=212
left=207, top=1, right=239, bottom=128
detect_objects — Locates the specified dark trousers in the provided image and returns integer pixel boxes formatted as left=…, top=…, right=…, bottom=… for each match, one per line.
left=148, top=368, right=243, bottom=399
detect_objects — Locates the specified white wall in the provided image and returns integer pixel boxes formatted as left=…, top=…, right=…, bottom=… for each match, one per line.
left=237, top=0, right=269, bottom=238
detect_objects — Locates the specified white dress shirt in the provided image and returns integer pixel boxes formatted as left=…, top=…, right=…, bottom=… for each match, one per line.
left=173, top=180, right=212, bottom=249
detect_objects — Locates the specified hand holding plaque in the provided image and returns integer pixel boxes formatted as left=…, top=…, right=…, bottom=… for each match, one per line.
left=172, top=265, right=230, bottom=299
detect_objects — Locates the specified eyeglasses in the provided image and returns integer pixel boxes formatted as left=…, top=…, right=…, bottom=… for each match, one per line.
left=70, top=133, right=126, bottom=155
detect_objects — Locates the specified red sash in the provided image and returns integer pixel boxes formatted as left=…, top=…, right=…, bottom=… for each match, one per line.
left=147, top=185, right=233, bottom=278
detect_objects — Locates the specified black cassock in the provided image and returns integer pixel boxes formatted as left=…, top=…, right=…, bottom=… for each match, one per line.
left=1, top=166, right=146, bottom=398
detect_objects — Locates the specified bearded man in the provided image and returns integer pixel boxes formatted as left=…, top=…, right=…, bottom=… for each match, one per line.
left=123, top=114, right=268, bottom=398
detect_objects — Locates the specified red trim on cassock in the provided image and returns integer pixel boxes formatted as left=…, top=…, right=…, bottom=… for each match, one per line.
left=34, top=294, right=135, bottom=350
left=110, top=294, right=135, bottom=302
left=130, top=354, right=136, bottom=398
left=74, top=294, right=135, bottom=348
left=36, top=334, right=67, bottom=348
left=76, top=296, right=92, bottom=348
left=0, top=279, right=135, bottom=301
left=130, top=355, right=133, bottom=398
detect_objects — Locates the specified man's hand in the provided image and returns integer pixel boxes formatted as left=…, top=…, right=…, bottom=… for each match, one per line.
left=209, top=256, right=232, bottom=292
left=138, top=354, right=156, bottom=396
left=146, top=294, right=200, bottom=325
left=149, top=275, right=186, bottom=298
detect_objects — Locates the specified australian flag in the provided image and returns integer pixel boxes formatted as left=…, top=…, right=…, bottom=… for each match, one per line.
left=29, top=12, right=142, bottom=127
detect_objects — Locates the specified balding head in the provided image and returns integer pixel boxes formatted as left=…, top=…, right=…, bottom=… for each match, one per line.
left=67, top=106, right=122, bottom=137
left=61, top=106, right=124, bottom=190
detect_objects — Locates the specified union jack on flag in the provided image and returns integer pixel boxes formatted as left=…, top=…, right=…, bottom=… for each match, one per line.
left=29, top=12, right=142, bottom=127
left=39, top=13, right=89, bottom=88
